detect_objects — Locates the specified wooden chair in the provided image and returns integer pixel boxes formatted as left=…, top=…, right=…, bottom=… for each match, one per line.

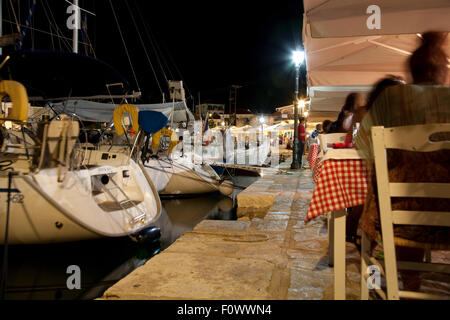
left=360, top=124, right=450, bottom=300
left=318, top=133, right=346, bottom=158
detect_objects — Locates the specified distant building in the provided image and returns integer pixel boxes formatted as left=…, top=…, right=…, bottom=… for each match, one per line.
left=195, top=103, right=225, bottom=120
left=223, top=108, right=259, bottom=127
left=270, top=106, right=294, bottom=123
left=271, top=104, right=324, bottom=132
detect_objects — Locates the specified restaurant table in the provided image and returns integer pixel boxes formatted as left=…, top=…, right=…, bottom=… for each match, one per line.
left=307, top=144, right=320, bottom=170
left=306, top=148, right=369, bottom=300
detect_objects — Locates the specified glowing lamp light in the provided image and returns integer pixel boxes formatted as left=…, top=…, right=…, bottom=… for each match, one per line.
left=303, top=111, right=309, bottom=118
left=298, top=99, right=305, bottom=109
left=259, top=116, right=265, bottom=124
left=292, top=50, right=305, bottom=67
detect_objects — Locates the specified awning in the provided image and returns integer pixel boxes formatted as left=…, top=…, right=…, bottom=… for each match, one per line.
left=302, top=0, right=450, bottom=121
left=305, top=0, right=450, bottom=38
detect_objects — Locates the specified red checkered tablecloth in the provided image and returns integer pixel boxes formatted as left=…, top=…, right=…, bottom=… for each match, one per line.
left=307, top=144, right=320, bottom=170
left=313, top=159, right=322, bottom=183
left=306, top=159, right=369, bottom=223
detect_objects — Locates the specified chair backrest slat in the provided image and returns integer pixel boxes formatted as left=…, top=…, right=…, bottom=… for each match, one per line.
left=382, top=124, right=450, bottom=151
left=392, top=210, right=450, bottom=227
left=389, top=183, right=450, bottom=199
left=371, top=124, right=450, bottom=228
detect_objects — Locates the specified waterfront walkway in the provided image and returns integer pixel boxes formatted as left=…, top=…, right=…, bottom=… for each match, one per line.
left=101, top=168, right=362, bottom=300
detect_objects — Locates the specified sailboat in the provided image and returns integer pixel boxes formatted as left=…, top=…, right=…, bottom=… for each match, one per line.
left=0, top=80, right=162, bottom=244
left=0, top=0, right=166, bottom=244
left=0, top=1, right=232, bottom=199
left=49, top=97, right=234, bottom=197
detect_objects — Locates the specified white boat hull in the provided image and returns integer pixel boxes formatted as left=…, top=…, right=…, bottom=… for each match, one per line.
left=0, top=160, right=161, bottom=245
left=143, top=158, right=221, bottom=196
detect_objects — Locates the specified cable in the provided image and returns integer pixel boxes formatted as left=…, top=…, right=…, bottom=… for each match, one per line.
left=2, top=19, right=90, bottom=48
left=0, top=172, right=13, bottom=300
left=124, top=0, right=164, bottom=100
left=108, top=0, right=141, bottom=93
left=8, top=0, right=21, bottom=33
left=158, top=35, right=193, bottom=102
left=134, top=3, right=169, bottom=88
left=40, top=0, right=74, bottom=51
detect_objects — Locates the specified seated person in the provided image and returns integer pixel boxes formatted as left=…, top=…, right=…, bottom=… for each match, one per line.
left=355, top=31, right=450, bottom=291
left=311, top=124, right=322, bottom=139
left=344, top=76, right=405, bottom=145
left=322, top=120, right=332, bottom=134
left=329, top=93, right=364, bottom=133
left=344, top=76, right=407, bottom=242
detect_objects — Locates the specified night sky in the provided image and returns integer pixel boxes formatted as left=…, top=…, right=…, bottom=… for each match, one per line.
left=2, top=0, right=305, bottom=114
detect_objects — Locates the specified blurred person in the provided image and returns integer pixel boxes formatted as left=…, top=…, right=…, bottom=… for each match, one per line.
left=345, top=76, right=406, bottom=244
left=322, top=119, right=332, bottom=133
left=311, top=123, right=323, bottom=139
left=298, top=117, right=307, bottom=168
left=329, top=93, right=364, bottom=133
left=344, top=76, right=406, bottom=145
left=355, top=31, right=450, bottom=292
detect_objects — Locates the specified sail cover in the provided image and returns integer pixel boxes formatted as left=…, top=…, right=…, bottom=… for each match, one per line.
left=138, top=111, right=169, bottom=134
left=51, top=100, right=195, bottom=124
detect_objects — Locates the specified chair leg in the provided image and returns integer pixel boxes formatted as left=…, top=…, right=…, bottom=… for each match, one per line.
left=333, top=210, right=347, bottom=300
left=381, top=232, right=400, bottom=300
left=328, top=212, right=334, bottom=267
left=360, top=231, right=370, bottom=300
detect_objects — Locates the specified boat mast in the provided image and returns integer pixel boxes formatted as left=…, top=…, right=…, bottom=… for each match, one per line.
left=72, top=0, right=79, bottom=53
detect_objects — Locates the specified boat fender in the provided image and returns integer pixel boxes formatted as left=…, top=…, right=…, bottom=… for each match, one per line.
left=113, top=104, right=139, bottom=136
left=131, top=226, right=161, bottom=243
left=218, top=196, right=234, bottom=211
left=219, top=180, right=234, bottom=196
left=0, top=80, right=29, bottom=123
left=152, top=128, right=179, bottom=153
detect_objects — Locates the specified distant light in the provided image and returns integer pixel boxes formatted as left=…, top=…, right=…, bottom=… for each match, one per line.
left=298, top=99, right=305, bottom=109
left=292, top=50, right=305, bottom=67
left=303, top=111, right=309, bottom=118
left=259, top=116, right=265, bottom=124
left=221, top=121, right=225, bottom=126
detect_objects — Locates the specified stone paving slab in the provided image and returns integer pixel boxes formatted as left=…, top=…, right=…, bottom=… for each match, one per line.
left=99, top=166, right=444, bottom=300
left=100, top=156, right=450, bottom=300
left=102, top=164, right=367, bottom=301
left=101, top=168, right=352, bottom=300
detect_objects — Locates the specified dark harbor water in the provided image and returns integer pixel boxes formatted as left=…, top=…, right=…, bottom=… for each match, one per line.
left=0, top=176, right=258, bottom=300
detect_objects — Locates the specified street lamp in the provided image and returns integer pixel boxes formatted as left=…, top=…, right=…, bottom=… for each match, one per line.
left=291, top=50, right=305, bottom=169
left=259, top=116, right=266, bottom=148
left=298, top=99, right=305, bottom=113
left=259, top=116, right=265, bottom=124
